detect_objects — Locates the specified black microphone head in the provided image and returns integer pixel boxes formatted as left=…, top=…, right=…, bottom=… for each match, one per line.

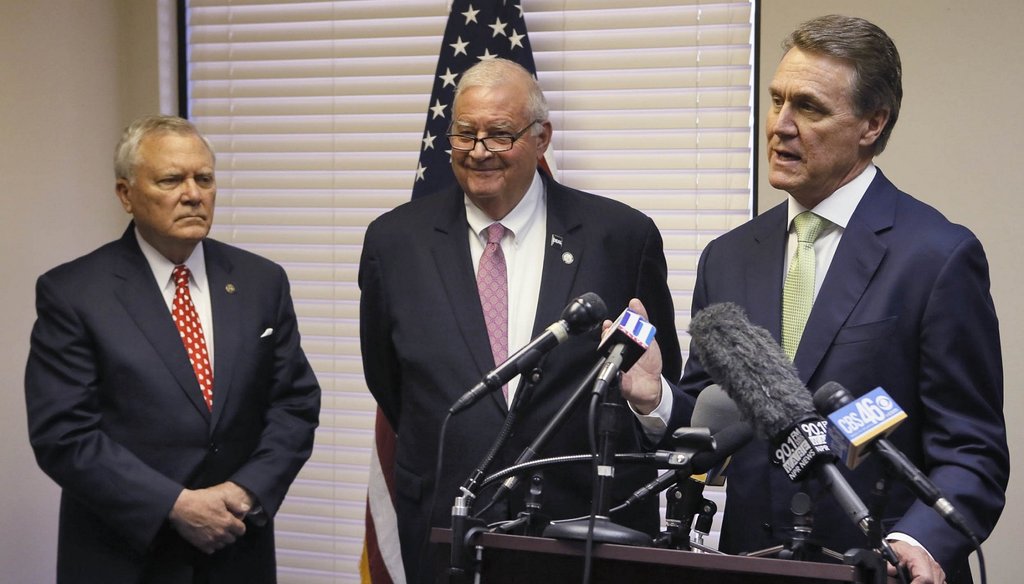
left=688, top=302, right=816, bottom=440
left=812, top=381, right=854, bottom=416
left=691, top=384, right=741, bottom=434
left=691, top=420, right=754, bottom=476
left=562, top=292, right=607, bottom=334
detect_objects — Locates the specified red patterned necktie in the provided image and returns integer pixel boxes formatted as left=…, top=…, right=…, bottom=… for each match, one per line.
left=172, top=265, right=214, bottom=411
left=477, top=223, right=509, bottom=398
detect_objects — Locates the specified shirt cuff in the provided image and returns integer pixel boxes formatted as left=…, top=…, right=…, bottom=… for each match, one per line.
left=630, top=377, right=674, bottom=442
left=886, top=532, right=936, bottom=561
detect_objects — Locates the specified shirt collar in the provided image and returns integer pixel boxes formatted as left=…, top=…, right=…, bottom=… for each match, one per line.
left=134, top=228, right=208, bottom=293
left=787, top=163, right=876, bottom=230
left=465, top=170, right=545, bottom=244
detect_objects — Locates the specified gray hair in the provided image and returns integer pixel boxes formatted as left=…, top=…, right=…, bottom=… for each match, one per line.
left=454, top=59, right=549, bottom=131
left=783, top=14, right=902, bottom=155
left=114, top=115, right=215, bottom=182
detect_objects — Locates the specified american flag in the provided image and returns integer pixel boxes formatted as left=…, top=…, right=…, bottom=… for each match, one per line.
left=360, top=2, right=542, bottom=582
left=411, top=0, right=541, bottom=199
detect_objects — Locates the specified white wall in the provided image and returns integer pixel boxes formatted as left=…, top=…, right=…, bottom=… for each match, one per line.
left=0, top=1, right=165, bottom=581
left=758, top=2, right=1024, bottom=582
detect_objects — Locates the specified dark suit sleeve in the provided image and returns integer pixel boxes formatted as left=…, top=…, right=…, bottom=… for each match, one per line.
left=663, top=238, right=716, bottom=434
left=227, top=265, right=321, bottom=517
left=635, top=216, right=683, bottom=382
left=893, top=234, right=1008, bottom=567
left=25, top=273, right=184, bottom=549
left=358, top=219, right=403, bottom=430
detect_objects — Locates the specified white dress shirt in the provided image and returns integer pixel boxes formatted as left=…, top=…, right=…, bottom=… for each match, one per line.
left=135, top=229, right=215, bottom=370
left=465, top=171, right=547, bottom=405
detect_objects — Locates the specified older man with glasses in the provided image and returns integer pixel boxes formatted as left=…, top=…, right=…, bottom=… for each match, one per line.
left=359, top=58, right=683, bottom=583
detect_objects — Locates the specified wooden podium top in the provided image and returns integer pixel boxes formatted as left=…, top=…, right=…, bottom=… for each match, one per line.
left=432, top=528, right=894, bottom=584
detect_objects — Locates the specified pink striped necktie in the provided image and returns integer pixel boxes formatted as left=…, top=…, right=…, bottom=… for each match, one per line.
left=477, top=223, right=509, bottom=397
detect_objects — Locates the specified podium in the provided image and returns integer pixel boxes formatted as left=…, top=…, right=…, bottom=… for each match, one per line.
left=432, top=528, right=893, bottom=583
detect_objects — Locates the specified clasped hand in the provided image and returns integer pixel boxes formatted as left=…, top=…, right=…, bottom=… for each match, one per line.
left=168, top=481, right=254, bottom=554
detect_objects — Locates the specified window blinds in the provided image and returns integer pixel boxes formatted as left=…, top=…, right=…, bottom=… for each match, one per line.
left=185, top=1, right=754, bottom=580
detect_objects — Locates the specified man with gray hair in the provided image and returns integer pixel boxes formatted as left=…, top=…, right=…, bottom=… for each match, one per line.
left=360, top=58, right=682, bottom=582
left=26, top=114, right=321, bottom=583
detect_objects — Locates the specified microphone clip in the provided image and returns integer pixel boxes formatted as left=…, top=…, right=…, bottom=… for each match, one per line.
left=448, top=494, right=487, bottom=580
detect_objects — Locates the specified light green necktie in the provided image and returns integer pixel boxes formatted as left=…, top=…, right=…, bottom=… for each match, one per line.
left=782, top=211, right=828, bottom=359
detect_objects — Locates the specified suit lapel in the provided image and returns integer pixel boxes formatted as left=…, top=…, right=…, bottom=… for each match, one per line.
left=533, top=176, right=583, bottom=334
left=206, top=241, right=240, bottom=431
left=745, top=204, right=788, bottom=341
left=112, top=228, right=212, bottom=420
left=430, top=189, right=496, bottom=381
left=795, top=173, right=894, bottom=384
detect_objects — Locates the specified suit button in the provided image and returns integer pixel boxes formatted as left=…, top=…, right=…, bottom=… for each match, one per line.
left=762, top=522, right=772, bottom=534
left=209, top=443, right=219, bottom=454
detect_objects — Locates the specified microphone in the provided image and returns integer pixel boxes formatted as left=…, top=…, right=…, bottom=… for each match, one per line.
left=813, top=382, right=977, bottom=541
left=689, top=384, right=752, bottom=481
left=449, top=292, right=607, bottom=414
left=619, top=386, right=753, bottom=508
left=593, top=308, right=656, bottom=395
left=813, top=383, right=907, bottom=470
left=687, top=303, right=875, bottom=538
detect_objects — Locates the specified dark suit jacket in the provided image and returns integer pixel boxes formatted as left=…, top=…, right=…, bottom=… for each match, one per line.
left=670, top=169, right=1008, bottom=580
left=359, top=173, right=682, bottom=582
left=25, top=226, right=321, bottom=583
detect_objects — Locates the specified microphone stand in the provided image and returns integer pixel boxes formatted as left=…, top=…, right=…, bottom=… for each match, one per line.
left=745, top=490, right=905, bottom=584
left=745, top=491, right=845, bottom=562
left=656, top=474, right=699, bottom=549
left=649, top=428, right=719, bottom=550
left=479, top=358, right=605, bottom=513
left=542, top=376, right=651, bottom=546
left=691, top=496, right=718, bottom=549
left=449, top=368, right=542, bottom=581
left=490, top=471, right=550, bottom=537
left=778, top=492, right=829, bottom=562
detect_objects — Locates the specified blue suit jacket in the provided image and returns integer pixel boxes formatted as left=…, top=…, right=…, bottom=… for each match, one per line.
left=671, top=169, right=1007, bottom=579
left=359, top=173, right=682, bottom=582
left=25, top=226, right=321, bottom=583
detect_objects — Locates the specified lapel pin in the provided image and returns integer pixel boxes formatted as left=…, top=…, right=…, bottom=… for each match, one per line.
left=550, top=234, right=563, bottom=248
left=225, top=283, right=237, bottom=294
left=561, top=251, right=575, bottom=265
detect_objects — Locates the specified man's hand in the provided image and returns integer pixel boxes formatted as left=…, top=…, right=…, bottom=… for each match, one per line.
left=888, top=540, right=946, bottom=584
left=168, top=481, right=254, bottom=554
left=614, top=298, right=665, bottom=414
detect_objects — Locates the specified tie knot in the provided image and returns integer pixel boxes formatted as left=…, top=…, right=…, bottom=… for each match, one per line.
left=793, top=212, right=827, bottom=243
left=173, top=265, right=191, bottom=286
left=485, top=223, right=506, bottom=245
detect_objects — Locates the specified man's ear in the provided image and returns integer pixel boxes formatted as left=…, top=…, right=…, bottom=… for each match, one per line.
left=115, top=179, right=133, bottom=214
left=535, top=120, right=553, bottom=157
left=860, top=108, right=890, bottom=148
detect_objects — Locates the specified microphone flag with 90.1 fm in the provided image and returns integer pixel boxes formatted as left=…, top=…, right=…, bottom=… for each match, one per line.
left=361, top=2, right=545, bottom=583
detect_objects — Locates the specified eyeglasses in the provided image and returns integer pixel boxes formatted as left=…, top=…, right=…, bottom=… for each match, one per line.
left=446, top=120, right=542, bottom=153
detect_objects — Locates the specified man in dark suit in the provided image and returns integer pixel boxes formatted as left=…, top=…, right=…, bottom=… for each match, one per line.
left=621, top=15, right=1008, bottom=584
left=359, top=59, right=682, bottom=582
left=25, top=115, right=321, bottom=583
